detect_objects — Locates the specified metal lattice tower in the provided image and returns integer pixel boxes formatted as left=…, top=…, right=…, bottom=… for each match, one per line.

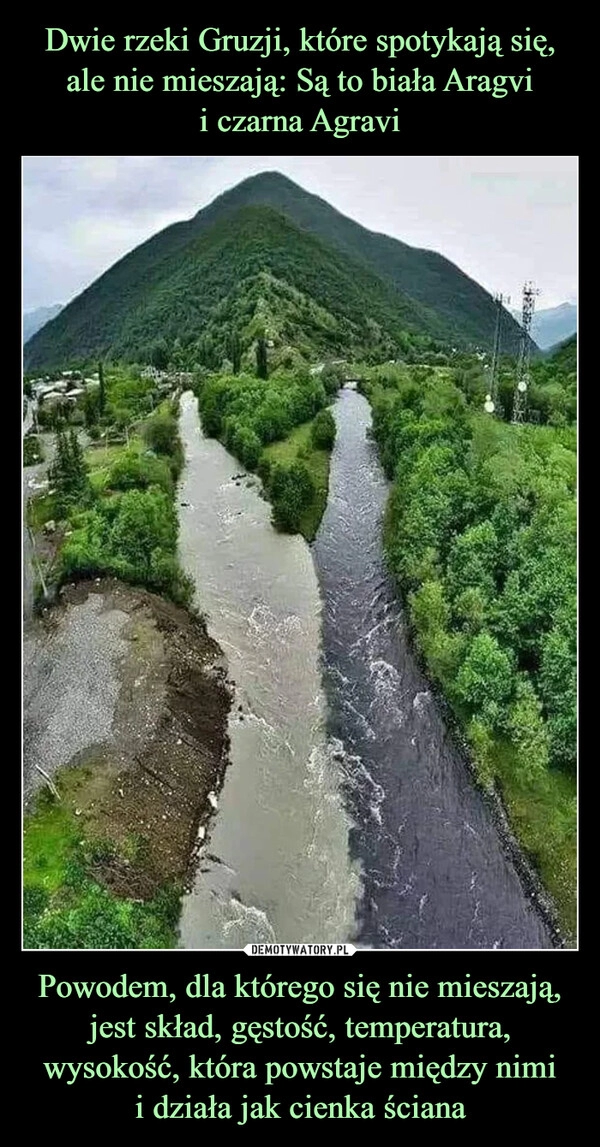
left=512, top=281, right=540, bottom=423
left=486, top=293, right=510, bottom=415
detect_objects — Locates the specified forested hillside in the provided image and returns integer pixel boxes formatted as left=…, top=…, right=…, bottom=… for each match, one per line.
left=24, top=172, right=528, bottom=371
left=190, top=173, right=526, bottom=350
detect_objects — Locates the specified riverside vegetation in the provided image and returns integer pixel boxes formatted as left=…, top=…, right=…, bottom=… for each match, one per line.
left=24, top=368, right=203, bottom=949
left=195, top=363, right=340, bottom=540
left=23, top=335, right=577, bottom=945
left=23, top=172, right=576, bottom=945
left=359, top=344, right=576, bottom=938
left=188, top=336, right=576, bottom=939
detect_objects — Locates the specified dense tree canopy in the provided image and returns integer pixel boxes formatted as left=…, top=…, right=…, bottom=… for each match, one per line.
left=363, top=367, right=576, bottom=778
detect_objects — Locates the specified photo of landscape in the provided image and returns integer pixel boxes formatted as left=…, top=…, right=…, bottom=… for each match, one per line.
left=22, top=155, right=577, bottom=950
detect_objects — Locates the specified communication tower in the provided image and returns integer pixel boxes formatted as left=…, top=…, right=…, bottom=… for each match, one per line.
left=512, top=281, right=540, bottom=424
left=485, top=292, right=510, bottom=415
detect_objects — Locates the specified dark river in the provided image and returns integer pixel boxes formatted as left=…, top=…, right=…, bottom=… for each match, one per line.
left=178, top=388, right=553, bottom=949
left=313, top=388, right=553, bottom=949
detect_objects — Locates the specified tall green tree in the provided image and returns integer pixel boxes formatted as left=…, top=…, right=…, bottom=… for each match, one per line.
left=256, top=336, right=268, bottom=380
left=228, top=330, right=242, bottom=375
left=50, top=428, right=91, bottom=517
left=84, top=387, right=100, bottom=429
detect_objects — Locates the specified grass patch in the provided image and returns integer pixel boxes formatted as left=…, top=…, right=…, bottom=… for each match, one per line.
left=84, top=436, right=144, bottom=495
left=490, top=742, right=576, bottom=942
left=262, top=418, right=331, bottom=541
left=84, top=436, right=143, bottom=473
left=23, top=786, right=80, bottom=894
left=23, top=766, right=180, bottom=949
left=27, top=492, right=56, bottom=532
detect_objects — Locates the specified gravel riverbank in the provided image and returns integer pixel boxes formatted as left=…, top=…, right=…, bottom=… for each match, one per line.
left=23, top=579, right=232, bottom=900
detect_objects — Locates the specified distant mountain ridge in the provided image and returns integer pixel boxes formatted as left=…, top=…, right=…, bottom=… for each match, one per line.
left=23, top=303, right=63, bottom=344
left=511, top=301, right=577, bottom=351
left=24, top=172, right=527, bottom=370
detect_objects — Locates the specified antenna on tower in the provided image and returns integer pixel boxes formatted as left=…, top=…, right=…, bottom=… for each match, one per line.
left=485, top=292, right=510, bottom=416
left=512, top=281, right=540, bottom=424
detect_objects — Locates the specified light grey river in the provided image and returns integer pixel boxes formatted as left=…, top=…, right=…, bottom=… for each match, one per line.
left=178, top=388, right=554, bottom=950
left=177, top=391, right=361, bottom=947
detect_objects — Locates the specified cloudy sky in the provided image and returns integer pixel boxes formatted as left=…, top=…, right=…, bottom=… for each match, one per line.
left=23, top=155, right=577, bottom=313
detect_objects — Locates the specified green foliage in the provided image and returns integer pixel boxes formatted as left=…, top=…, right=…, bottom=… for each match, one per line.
left=108, top=448, right=173, bottom=494
left=232, top=425, right=262, bottom=470
left=528, top=335, right=576, bottom=425
left=467, top=718, right=496, bottom=790
left=256, top=335, right=268, bottom=379
left=105, top=369, right=156, bottom=427
left=24, top=871, right=180, bottom=949
left=23, top=885, right=50, bottom=919
left=538, top=624, right=577, bottom=772
left=61, top=487, right=189, bottom=602
left=150, top=339, right=169, bottom=370
left=365, top=362, right=576, bottom=935
left=197, top=368, right=327, bottom=457
left=142, top=407, right=183, bottom=477
left=227, top=329, right=242, bottom=374
left=110, top=489, right=176, bottom=575
left=261, top=416, right=332, bottom=541
left=143, top=409, right=178, bottom=455
left=83, top=387, right=100, bottom=428
left=23, top=768, right=182, bottom=949
left=98, top=361, right=106, bottom=415
left=24, top=174, right=528, bottom=374
left=506, top=676, right=550, bottom=784
left=455, top=632, right=514, bottom=718
left=311, top=407, right=336, bottom=450
left=49, top=428, right=92, bottom=518
left=365, top=365, right=576, bottom=776
left=56, top=401, right=190, bottom=605
left=319, top=363, right=345, bottom=396
left=197, top=367, right=334, bottom=536
left=269, top=461, right=315, bottom=532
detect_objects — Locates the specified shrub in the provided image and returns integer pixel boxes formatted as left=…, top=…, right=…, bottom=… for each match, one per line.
left=143, top=410, right=179, bottom=456
left=310, top=408, right=336, bottom=450
left=60, top=487, right=187, bottom=602
left=108, top=449, right=173, bottom=494
left=269, top=461, right=315, bottom=533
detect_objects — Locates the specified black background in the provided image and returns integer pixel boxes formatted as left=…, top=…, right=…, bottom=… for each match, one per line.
left=20, top=7, right=581, bottom=1133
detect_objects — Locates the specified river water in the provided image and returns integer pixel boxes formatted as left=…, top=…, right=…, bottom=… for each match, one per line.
left=178, top=388, right=553, bottom=950
left=177, top=392, right=361, bottom=947
left=313, top=388, right=552, bottom=949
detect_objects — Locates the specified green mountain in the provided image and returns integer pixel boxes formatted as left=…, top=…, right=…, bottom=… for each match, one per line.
left=24, top=172, right=526, bottom=371
left=543, top=332, right=577, bottom=367
left=206, top=172, right=524, bottom=349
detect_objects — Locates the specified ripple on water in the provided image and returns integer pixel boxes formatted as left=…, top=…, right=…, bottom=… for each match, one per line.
left=312, top=389, right=554, bottom=950
left=177, top=393, right=361, bottom=948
